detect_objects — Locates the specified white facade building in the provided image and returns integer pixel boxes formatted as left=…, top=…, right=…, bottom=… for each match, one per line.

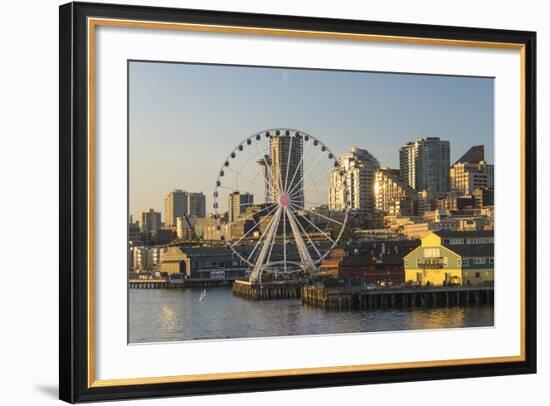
left=329, top=147, right=380, bottom=214
left=450, top=161, right=494, bottom=195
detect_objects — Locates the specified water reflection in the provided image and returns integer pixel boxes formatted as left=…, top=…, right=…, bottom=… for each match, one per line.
left=406, top=307, right=465, bottom=330
left=129, top=287, right=494, bottom=343
left=160, top=306, right=177, bottom=334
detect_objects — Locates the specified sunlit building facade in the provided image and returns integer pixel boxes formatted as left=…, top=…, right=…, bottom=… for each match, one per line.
left=450, top=161, right=494, bottom=196
left=329, top=147, right=380, bottom=214
left=164, top=189, right=189, bottom=229
left=374, top=168, right=416, bottom=216
left=164, top=190, right=206, bottom=229
left=399, top=137, right=450, bottom=195
left=228, top=191, right=254, bottom=223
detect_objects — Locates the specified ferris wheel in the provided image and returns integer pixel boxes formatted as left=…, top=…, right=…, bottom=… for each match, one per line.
left=212, top=129, right=350, bottom=283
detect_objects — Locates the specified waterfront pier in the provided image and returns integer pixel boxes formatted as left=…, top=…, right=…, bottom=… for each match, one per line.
left=128, top=279, right=169, bottom=289
left=302, top=285, right=494, bottom=310
left=129, top=278, right=233, bottom=289
left=232, top=279, right=303, bottom=300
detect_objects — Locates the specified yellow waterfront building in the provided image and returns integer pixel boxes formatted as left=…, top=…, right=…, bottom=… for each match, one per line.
left=404, top=230, right=494, bottom=286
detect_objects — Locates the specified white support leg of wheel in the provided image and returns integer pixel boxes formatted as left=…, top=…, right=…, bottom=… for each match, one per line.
left=250, top=207, right=282, bottom=283
left=284, top=206, right=316, bottom=273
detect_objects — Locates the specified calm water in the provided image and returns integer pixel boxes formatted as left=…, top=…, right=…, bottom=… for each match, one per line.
left=129, top=287, right=494, bottom=343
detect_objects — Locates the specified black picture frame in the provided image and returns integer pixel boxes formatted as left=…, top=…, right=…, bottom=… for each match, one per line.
left=59, top=1, right=537, bottom=403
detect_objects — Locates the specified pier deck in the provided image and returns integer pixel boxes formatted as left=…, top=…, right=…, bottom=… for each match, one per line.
left=232, top=280, right=303, bottom=300
left=128, top=278, right=232, bottom=289
left=302, top=285, right=494, bottom=310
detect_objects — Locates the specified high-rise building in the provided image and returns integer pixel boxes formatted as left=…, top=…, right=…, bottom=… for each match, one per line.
left=164, top=190, right=206, bottom=228
left=416, top=189, right=436, bottom=217
left=176, top=216, right=195, bottom=240
left=329, top=147, right=380, bottom=214
left=256, top=157, right=272, bottom=203
left=269, top=132, right=304, bottom=207
left=140, top=208, right=162, bottom=233
left=164, top=189, right=189, bottom=229
left=128, top=216, right=143, bottom=245
left=130, top=246, right=163, bottom=272
left=454, top=145, right=485, bottom=165
left=374, top=168, right=416, bottom=216
left=187, top=192, right=206, bottom=218
left=450, top=161, right=494, bottom=195
left=228, top=191, right=254, bottom=223
left=473, top=187, right=494, bottom=208
left=399, top=137, right=450, bottom=195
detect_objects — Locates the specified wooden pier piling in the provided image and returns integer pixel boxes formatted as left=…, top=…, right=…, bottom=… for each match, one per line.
left=301, top=285, right=494, bottom=311
left=232, top=280, right=303, bottom=300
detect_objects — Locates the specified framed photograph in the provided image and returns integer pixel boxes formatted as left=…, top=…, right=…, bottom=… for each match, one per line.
left=59, top=1, right=537, bottom=403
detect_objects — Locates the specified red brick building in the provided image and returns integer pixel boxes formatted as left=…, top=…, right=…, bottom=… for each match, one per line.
left=320, top=240, right=420, bottom=284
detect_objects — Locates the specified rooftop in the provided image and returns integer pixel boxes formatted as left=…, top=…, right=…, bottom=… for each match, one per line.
left=436, top=230, right=494, bottom=239
left=448, top=244, right=494, bottom=257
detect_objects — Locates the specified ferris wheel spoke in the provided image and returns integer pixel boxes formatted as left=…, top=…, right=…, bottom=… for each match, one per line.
left=224, top=165, right=268, bottom=195
left=246, top=208, right=279, bottom=262
left=296, top=213, right=335, bottom=243
left=290, top=202, right=345, bottom=226
left=301, top=201, right=330, bottom=207
left=253, top=207, right=282, bottom=270
left=287, top=151, right=326, bottom=198
left=254, top=139, right=281, bottom=197
left=284, top=134, right=294, bottom=191
left=286, top=146, right=325, bottom=197
left=299, top=165, right=337, bottom=197
left=265, top=231, right=277, bottom=268
left=288, top=184, right=326, bottom=202
left=236, top=143, right=278, bottom=200
left=284, top=135, right=311, bottom=196
left=215, top=201, right=257, bottom=211
left=283, top=209, right=287, bottom=272
left=288, top=210, right=322, bottom=259
left=230, top=204, right=279, bottom=247
left=224, top=202, right=278, bottom=228
left=235, top=156, right=264, bottom=190
left=310, top=164, right=337, bottom=185
left=234, top=148, right=263, bottom=173
left=288, top=170, right=324, bottom=201
left=284, top=206, right=315, bottom=269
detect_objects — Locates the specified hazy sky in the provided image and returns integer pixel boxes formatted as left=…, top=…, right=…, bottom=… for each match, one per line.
left=129, top=61, right=494, bottom=220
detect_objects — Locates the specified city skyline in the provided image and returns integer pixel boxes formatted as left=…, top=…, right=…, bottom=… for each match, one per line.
left=129, top=61, right=494, bottom=220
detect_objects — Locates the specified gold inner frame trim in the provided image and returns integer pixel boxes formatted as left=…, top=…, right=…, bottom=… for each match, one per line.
left=87, top=17, right=527, bottom=388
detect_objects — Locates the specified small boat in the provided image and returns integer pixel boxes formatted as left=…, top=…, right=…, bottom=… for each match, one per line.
left=199, top=289, right=207, bottom=302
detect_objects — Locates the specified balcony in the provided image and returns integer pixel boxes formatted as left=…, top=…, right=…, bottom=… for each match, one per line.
left=417, top=257, right=446, bottom=269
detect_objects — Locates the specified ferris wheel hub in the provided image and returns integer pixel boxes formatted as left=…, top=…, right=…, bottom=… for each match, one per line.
left=278, top=193, right=291, bottom=207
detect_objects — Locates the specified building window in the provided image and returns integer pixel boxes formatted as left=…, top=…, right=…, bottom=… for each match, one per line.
left=475, top=272, right=481, bottom=278
left=424, top=248, right=441, bottom=258
left=462, top=258, right=469, bottom=266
